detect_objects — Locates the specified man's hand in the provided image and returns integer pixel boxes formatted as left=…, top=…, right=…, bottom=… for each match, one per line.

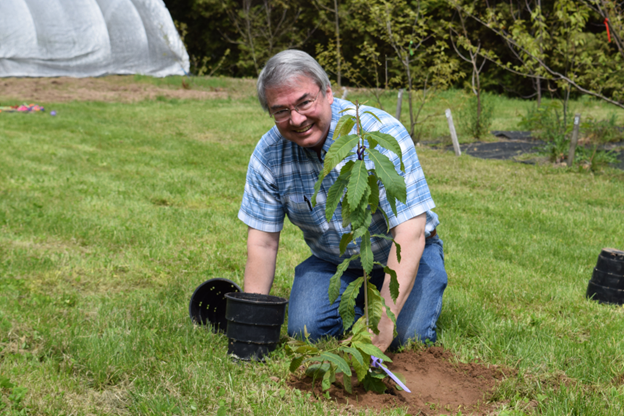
left=244, top=227, right=280, bottom=294
left=371, top=312, right=395, bottom=352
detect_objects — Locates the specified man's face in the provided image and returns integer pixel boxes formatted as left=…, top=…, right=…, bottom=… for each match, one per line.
left=265, top=76, right=334, bottom=153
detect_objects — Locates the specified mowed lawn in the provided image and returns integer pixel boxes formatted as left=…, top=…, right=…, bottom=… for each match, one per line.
left=1, top=81, right=624, bottom=415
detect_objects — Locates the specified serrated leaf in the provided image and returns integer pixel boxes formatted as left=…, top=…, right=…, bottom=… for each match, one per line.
left=340, top=346, right=365, bottom=368
left=366, top=282, right=384, bottom=335
left=350, top=203, right=372, bottom=231
left=388, top=268, right=399, bottom=303
left=367, top=148, right=406, bottom=216
left=360, top=231, right=373, bottom=275
left=368, top=174, right=380, bottom=213
left=339, top=233, right=353, bottom=256
left=371, top=234, right=401, bottom=263
left=341, top=198, right=351, bottom=228
left=311, top=175, right=323, bottom=207
left=329, top=254, right=359, bottom=304
left=289, top=356, right=305, bottom=373
left=334, top=114, right=356, bottom=140
left=372, top=260, right=399, bottom=304
left=320, top=352, right=352, bottom=376
left=346, top=160, right=369, bottom=209
left=352, top=226, right=368, bottom=240
left=366, top=131, right=405, bottom=172
left=325, top=170, right=350, bottom=221
left=363, top=110, right=382, bottom=124
left=357, top=343, right=392, bottom=363
left=339, top=276, right=364, bottom=331
left=379, top=295, right=398, bottom=338
left=322, top=134, right=360, bottom=177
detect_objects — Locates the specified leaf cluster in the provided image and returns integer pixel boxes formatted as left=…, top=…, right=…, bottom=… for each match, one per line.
left=285, top=318, right=394, bottom=394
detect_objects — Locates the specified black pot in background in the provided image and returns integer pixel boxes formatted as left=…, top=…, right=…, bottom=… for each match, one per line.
left=224, top=292, right=288, bottom=361
left=189, top=278, right=242, bottom=332
left=587, top=248, right=624, bottom=305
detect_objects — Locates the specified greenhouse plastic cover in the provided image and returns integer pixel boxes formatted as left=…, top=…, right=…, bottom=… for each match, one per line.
left=0, top=0, right=189, bottom=77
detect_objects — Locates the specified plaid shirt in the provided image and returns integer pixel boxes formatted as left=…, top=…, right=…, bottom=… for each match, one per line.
left=238, top=98, right=439, bottom=267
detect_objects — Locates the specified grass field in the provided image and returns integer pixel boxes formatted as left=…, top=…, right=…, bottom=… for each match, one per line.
left=1, top=78, right=624, bottom=415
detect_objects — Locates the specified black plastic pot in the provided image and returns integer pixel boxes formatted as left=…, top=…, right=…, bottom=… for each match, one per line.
left=224, top=292, right=288, bottom=361
left=189, top=278, right=242, bottom=332
left=586, top=248, right=624, bottom=305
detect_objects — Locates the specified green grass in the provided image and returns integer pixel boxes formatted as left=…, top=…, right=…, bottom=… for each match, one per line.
left=1, top=82, right=624, bottom=415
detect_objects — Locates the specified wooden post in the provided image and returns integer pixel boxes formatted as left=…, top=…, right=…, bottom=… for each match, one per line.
left=445, top=109, right=461, bottom=156
left=395, top=89, right=404, bottom=120
left=341, top=87, right=348, bottom=100
left=567, top=113, right=581, bottom=167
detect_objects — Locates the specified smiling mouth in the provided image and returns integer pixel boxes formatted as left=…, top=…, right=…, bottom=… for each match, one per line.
left=293, top=124, right=313, bottom=133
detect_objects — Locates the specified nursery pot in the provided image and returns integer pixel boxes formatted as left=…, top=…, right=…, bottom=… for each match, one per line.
left=586, top=248, right=624, bottom=305
left=189, top=278, right=242, bottom=333
left=224, top=292, right=288, bottom=361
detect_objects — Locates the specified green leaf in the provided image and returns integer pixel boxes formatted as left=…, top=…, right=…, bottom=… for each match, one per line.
left=368, top=174, right=380, bottom=213
left=350, top=203, right=372, bottom=231
left=386, top=266, right=399, bottom=303
left=340, top=346, right=365, bottom=368
left=311, top=175, right=323, bottom=207
left=360, top=231, right=373, bottom=275
left=363, top=110, right=382, bottom=124
left=371, top=234, right=401, bottom=263
left=367, top=148, right=406, bottom=216
left=325, top=162, right=352, bottom=221
left=322, top=366, right=333, bottom=391
left=346, top=160, right=369, bottom=210
left=320, top=352, right=352, bottom=376
left=341, top=347, right=367, bottom=381
left=341, top=198, right=351, bottom=228
left=334, top=114, right=356, bottom=139
left=366, top=131, right=405, bottom=172
left=329, top=254, right=359, bottom=304
left=289, top=356, right=305, bottom=373
left=305, top=361, right=330, bottom=380
left=362, top=373, right=387, bottom=393
left=339, top=276, right=364, bottom=331
left=322, top=134, right=359, bottom=177
left=343, top=370, right=353, bottom=394
left=339, top=233, right=353, bottom=256
left=366, top=282, right=384, bottom=335
left=356, top=343, right=392, bottom=363
left=379, top=295, right=398, bottom=338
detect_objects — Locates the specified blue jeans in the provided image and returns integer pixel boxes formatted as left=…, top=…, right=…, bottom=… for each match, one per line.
left=287, top=235, right=447, bottom=350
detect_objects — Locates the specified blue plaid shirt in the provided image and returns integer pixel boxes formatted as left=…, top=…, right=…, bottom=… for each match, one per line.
left=238, top=98, right=439, bottom=268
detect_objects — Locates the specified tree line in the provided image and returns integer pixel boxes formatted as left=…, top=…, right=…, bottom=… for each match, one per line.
left=165, top=0, right=623, bottom=110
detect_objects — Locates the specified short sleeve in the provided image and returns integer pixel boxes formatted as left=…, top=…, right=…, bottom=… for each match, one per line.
left=238, top=152, right=285, bottom=232
left=369, top=114, right=436, bottom=229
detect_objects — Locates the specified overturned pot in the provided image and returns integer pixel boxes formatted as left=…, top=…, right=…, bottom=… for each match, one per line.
left=224, top=292, right=288, bottom=361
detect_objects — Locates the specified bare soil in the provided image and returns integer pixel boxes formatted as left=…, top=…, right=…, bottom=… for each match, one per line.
left=0, top=76, right=227, bottom=103
left=288, top=347, right=514, bottom=415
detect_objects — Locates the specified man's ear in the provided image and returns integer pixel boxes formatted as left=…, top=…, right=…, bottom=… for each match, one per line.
left=325, top=84, right=334, bottom=104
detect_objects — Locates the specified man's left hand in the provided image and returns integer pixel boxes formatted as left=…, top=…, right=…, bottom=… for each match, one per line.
left=371, top=313, right=395, bottom=353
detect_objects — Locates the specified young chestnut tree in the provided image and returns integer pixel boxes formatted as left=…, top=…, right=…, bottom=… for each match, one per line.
left=286, top=102, right=409, bottom=394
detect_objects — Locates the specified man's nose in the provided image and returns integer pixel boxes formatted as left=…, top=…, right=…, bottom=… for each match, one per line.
left=289, top=109, right=306, bottom=125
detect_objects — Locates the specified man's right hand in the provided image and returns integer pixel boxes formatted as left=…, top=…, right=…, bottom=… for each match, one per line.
left=243, top=227, right=280, bottom=294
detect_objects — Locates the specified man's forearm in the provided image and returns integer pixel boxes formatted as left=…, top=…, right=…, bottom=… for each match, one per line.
left=372, top=214, right=426, bottom=351
left=243, top=228, right=280, bottom=294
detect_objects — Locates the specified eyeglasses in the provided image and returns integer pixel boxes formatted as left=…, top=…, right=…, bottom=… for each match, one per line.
left=270, top=90, right=321, bottom=123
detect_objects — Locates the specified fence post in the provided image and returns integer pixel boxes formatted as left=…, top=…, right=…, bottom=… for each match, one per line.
left=341, top=87, right=348, bottom=100
left=567, top=114, right=581, bottom=167
left=445, top=109, right=461, bottom=156
left=395, top=89, right=404, bottom=120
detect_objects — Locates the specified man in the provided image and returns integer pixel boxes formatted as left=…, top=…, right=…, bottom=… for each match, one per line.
left=238, top=49, right=447, bottom=352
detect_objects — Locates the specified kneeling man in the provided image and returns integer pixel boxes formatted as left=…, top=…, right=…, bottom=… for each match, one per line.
left=238, top=50, right=447, bottom=352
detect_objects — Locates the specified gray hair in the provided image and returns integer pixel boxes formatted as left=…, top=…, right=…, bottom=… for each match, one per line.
left=257, top=49, right=331, bottom=112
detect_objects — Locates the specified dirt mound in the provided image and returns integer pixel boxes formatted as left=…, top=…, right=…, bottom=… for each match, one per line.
left=0, top=76, right=227, bottom=103
left=288, top=347, right=513, bottom=415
